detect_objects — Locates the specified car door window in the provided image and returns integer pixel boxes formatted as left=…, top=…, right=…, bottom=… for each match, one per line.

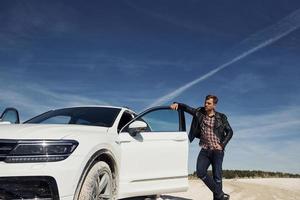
left=137, top=109, right=179, bottom=132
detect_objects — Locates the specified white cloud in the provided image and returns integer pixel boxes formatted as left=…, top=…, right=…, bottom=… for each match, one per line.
left=231, top=106, right=300, bottom=139
left=223, top=73, right=265, bottom=94
left=0, top=83, right=110, bottom=121
left=124, top=0, right=222, bottom=35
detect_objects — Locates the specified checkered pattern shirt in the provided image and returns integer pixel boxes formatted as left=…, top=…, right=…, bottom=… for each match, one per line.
left=200, top=114, right=222, bottom=150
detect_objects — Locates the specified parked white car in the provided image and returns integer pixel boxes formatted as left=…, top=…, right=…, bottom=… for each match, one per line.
left=0, top=105, right=188, bottom=200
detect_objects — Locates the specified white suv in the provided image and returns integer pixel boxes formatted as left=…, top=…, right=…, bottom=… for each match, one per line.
left=0, top=106, right=188, bottom=200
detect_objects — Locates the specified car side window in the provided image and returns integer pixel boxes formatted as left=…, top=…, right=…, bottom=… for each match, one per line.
left=118, top=111, right=134, bottom=132
left=137, top=109, right=179, bottom=132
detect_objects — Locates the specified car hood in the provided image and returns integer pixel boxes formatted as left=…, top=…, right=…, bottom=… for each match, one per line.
left=0, top=124, right=108, bottom=140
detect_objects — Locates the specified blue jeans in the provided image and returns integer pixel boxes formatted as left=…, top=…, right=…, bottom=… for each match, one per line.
left=196, top=148, right=224, bottom=199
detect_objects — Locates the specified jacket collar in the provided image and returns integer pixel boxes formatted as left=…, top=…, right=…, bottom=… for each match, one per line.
left=198, top=107, right=221, bottom=118
left=215, top=112, right=222, bottom=119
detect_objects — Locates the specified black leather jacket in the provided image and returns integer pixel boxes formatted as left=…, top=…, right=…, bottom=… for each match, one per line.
left=176, top=102, right=233, bottom=149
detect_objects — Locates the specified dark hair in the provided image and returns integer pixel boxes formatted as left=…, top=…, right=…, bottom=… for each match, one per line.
left=205, top=95, right=218, bottom=104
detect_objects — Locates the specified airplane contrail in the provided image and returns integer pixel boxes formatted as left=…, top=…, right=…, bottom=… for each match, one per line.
left=146, top=8, right=300, bottom=109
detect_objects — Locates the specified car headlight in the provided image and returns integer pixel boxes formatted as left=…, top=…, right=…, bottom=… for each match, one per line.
left=5, top=140, right=78, bottom=163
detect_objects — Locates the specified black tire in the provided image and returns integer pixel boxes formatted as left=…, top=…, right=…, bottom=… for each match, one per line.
left=78, top=161, right=116, bottom=200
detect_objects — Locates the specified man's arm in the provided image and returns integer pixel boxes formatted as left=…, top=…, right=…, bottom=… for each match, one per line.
left=170, top=102, right=197, bottom=116
left=221, top=114, right=233, bottom=149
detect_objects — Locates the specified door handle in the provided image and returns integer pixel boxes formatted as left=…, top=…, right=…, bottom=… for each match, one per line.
left=173, top=136, right=186, bottom=141
left=116, top=139, right=131, bottom=144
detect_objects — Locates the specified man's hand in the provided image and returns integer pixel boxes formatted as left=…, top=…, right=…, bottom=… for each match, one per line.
left=170, top=103, right=179, bottom=110
left=216, top=143, right=223, bottom=151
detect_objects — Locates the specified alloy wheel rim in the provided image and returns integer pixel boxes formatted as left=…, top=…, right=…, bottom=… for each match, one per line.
left=92, top=171, right=111, bottom=200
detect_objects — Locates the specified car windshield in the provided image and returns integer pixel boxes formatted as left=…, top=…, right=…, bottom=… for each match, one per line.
left=24, top=107, right=121, bottom=127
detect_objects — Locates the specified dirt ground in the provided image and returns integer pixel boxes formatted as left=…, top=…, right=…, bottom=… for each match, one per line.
left=123, top=178, right=300, bottom=200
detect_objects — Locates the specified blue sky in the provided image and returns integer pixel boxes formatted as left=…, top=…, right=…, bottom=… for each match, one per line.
left=0, top=0, right=300, bottom=173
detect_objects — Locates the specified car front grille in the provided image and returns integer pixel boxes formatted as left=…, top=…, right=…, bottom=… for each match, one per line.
left=0, top=140, right=17, bottom=161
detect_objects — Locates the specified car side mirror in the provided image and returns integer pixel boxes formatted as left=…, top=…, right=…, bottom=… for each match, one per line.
left=128, top=120, right=148, bottom=137
left=0, top=108, right=20, bottom=124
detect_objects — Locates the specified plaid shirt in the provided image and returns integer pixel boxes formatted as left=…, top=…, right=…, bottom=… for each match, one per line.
left=200, top=114, right=222, bottom=150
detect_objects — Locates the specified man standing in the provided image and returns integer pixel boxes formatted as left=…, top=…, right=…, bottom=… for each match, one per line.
left=170, top=95, right=233, bottom=200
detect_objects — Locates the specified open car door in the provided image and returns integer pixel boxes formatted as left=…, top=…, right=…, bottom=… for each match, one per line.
left=118, top=106, right=188, bottom=197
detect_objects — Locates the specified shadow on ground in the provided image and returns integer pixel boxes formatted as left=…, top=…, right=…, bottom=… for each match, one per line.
left=121, top=195, right=192, bottom=200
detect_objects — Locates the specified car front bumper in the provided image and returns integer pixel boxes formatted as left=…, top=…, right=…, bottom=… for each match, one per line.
left=0, top=154, right=84, bottom=199
left=0, top=176, right=59, bottom=199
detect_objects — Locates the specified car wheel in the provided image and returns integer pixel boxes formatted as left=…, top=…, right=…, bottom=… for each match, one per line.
left=78, top=161, right=116, bottom=200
